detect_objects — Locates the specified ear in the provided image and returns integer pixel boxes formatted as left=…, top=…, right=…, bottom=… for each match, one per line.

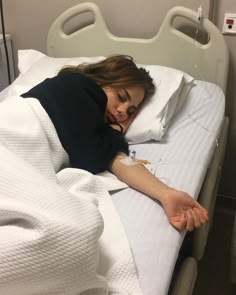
left=102, top=86, right=114, bottom=96
left=102, top=86, right=111, bottom=91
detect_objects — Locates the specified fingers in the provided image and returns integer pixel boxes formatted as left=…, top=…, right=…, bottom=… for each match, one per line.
left=193, top=201, right=208, bottom=218
left=193, top=206, right=208, bottom=223
left=185, top=207, right=208, bottom=231
left=166, top=190, right=209, bottom=231
left=186, top=209, right=199, bottom=231
left=185, top=210, right=195, bottom=231
left=170, top=207, right=208, bottom=231
left=170, top=214, right=187, bottom=231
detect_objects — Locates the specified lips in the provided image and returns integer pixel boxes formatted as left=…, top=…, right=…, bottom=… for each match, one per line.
left=107, top=112, right=117, bottom=123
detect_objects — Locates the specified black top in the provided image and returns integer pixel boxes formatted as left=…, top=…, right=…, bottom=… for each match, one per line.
left=21, top=72, right=129, bottom=174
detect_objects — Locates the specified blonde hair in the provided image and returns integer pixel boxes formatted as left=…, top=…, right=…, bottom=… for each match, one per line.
left=58, top=55, right=155, bottom=99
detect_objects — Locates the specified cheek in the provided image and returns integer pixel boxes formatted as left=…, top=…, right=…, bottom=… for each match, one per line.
left=107, top=95, right=118, bottom=109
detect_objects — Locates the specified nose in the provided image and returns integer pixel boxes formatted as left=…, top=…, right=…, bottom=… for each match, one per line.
left=117, top=102, right=129, bottom=116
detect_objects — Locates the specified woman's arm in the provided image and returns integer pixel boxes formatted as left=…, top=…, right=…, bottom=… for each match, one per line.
left=109, top=153, right=208, bottom=231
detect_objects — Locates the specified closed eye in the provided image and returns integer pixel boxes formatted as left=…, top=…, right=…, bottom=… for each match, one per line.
left=118, top=93, right=127, bottom=102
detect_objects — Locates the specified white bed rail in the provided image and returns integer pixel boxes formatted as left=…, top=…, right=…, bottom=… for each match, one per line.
left=47, top=3, right=229, bottom=92
left=47, top=2, right=229, bottom=91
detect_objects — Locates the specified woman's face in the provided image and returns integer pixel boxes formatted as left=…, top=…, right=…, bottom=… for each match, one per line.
left=103, top=85, right=145, bottom=123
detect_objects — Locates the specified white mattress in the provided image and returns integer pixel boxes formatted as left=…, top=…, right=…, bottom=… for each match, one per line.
left=111, top=80, right=225, bottom=295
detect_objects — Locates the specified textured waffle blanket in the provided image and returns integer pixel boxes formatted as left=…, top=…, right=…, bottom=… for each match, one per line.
left=0, top=96, right=142, bottom=295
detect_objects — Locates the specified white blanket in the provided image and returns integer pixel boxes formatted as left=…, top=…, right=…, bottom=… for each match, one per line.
left=0, top=96, right=142, bottom=295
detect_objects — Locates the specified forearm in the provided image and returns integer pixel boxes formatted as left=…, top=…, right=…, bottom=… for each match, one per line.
left=110, top=154, right=208, bottom=231
left=109, top=154, right=173, bottom=203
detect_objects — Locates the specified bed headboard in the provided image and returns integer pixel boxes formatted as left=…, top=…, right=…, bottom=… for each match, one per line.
left=47, top=2, right=229, bottom=93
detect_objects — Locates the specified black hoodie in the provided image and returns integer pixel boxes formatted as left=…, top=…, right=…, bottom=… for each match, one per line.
left=22, top=72, right=128, bottom=174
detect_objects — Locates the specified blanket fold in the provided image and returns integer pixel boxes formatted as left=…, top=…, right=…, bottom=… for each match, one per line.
left=0, top=96, right=143, bottom=295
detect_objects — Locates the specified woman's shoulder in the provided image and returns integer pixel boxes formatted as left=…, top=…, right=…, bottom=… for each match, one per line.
left=58, top=71, right=102, bottom=90
left=58, top=71, right=93, bottom=84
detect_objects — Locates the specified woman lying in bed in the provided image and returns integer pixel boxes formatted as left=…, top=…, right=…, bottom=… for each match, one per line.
left=21, top=54, right=208, bottom=232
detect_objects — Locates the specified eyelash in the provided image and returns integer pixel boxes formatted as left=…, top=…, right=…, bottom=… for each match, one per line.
left=117, top=92, right=136, bottom=115
left=118, top=93, right=126, bottom=102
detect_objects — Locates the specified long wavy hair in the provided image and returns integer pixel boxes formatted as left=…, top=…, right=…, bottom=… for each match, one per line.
left=58, top=55, right=155, bottom=99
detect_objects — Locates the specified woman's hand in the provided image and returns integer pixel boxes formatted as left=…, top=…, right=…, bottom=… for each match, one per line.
left=110, top=155, right=208, bottom=232
left=161, top=189, right=208, bottom=231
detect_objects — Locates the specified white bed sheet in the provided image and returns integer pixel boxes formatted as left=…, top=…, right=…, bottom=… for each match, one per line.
left=111, top=80, right=225, bottom=295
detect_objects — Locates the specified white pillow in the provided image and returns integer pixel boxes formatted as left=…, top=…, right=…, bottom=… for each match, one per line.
left=7, top=50, right=194, bottom=143
left=6, top=50, right=104, bottom=97
left=125, top=65, right=194, bottom=143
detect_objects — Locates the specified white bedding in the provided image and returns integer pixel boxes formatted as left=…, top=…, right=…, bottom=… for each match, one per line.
left=0, top=75, right=225, bottom=295
left=0, top=96, right=142, bottom=295
left=111, top=80, right=225, bottom=295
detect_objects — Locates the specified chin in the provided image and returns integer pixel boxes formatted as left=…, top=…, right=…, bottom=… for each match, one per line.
left=116, top=118, right=126, bottom=123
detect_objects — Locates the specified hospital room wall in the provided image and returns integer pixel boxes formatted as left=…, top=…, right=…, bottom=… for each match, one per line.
left=1, top=0, right=236, bottom=200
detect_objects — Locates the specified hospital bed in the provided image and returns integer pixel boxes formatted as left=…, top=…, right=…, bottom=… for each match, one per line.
left=47, top=4, right=229, bottom=294
left=0, top=3, right=229, bottom=295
